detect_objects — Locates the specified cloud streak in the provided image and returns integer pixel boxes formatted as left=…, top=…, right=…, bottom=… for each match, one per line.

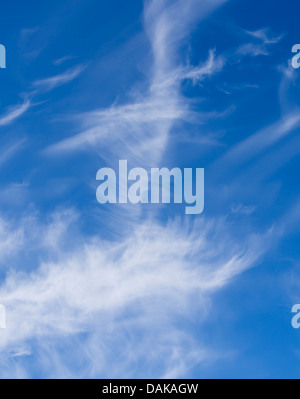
left=32, top=65, right=86, bottom=93
left=0, top=100, right=31, bottom=127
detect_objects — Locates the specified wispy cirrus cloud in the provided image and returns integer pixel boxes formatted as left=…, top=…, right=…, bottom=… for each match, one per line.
left=0, top=100, right=31, bottom=127
left=236, top=27, right=284, bottom=57
left=236, top=42, right=270, bottom=57
left=46, top=0, right=227, bottom=164
left=150, top=49, right=226, bottom=91
left=213, top=59, right=300, bottom=180
left=53, top=55, right=76, bottom=66
left=0, top=139, right=27, bottom=168
left=215, top=112, right=300, bottom=171
left=245, top=28, right=284, bottom=45
left=0, top=211, right=270, bottom=378
left=32, top=65, right=86, bottom=93
left=0, top=64, right=84, bottom=133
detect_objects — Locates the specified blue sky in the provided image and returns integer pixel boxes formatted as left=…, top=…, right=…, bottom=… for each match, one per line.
left=0, top=0, right=300, bottom=379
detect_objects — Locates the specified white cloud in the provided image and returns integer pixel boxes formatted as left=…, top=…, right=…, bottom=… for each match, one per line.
left=0, top=100, right=31, bottom=127
left=236, top=42, right=269, bottom=57
left=32, top=65, right=86, bottom=93
left=245, top=28, right=284, bottom=45
left=0, top=211, right=270, bottom=377
left=214, top=112, right=300, bottom=172
left=53, top=55, right=76, bottom=66
left=236, top=27, right=284, bottom=58
left=0, top=139, right=26, bottom=167
left=46, top=0, right=227, bottom=165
